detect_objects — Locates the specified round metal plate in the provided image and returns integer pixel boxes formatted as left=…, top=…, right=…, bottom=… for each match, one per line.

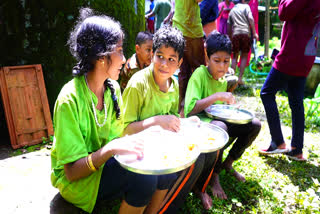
left=205, top=104, right=254, bottom=124
left=180, top=120, right=229, bottom=153
left=115, top=127, right=200, bottom=175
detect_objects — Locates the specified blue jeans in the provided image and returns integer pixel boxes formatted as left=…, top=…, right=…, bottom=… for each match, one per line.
left=260, top=67, right=306, bottom=154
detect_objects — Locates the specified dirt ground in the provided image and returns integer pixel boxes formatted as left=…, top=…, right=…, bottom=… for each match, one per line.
left=0, top=140, right=59, bottom=214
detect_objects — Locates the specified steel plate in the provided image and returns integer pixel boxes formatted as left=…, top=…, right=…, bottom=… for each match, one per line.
left=179, top=120, right=229, bottom=153
left=115, top=127, right=200, bottom=175
left=205, top=104, right=254, bottom=124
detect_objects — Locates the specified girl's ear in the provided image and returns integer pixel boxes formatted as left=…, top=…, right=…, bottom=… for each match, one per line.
left=178, top=58, right=183, bottom=67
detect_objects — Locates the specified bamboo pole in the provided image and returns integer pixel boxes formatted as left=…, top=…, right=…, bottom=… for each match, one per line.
left=264, top=0, right=270, bottom=57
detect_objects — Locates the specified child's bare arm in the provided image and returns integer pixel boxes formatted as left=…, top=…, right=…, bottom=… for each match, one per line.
left=188, top=92, right=236, bottom=116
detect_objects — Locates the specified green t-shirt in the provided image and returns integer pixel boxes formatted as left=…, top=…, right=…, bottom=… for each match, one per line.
left=184, top=65, right=227, bottom=122
left=50, top=76, right=123, bottom=213
left=122, top=64, right=179, bottom=128
left=172, top=0, right=203, bottom=38
left=153, top=0, right=172, bottom=30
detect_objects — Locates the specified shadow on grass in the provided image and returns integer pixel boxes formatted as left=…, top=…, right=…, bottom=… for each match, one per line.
left=263, top=155, right=320, bottom=192
left=181, top=170, right=277, bottom=213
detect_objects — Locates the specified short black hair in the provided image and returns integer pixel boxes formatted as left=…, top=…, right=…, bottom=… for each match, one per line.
left=152, top=26, right=185, bottom=60
left=135, top=31, right=153, bottom=46
left=206, top=31, right=232, bottom=58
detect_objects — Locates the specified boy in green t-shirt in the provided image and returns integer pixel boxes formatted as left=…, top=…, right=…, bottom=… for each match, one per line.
left=120, top=31, right=153, bottom=92
left=122, top=26, right=205, bottom=214
left=184, top=32, right=261, bottom=209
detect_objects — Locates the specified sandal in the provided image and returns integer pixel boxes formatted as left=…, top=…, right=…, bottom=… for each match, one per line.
left=258, top=141, right=289, bottom=155
left=286, top=149, right=307, bottom=162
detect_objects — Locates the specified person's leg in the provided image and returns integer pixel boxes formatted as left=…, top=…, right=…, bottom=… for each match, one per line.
left=286, top=75, right=306, bottom=158
left=231, top=35, right=240, bottom=75
left=260, top=67, right=289, bottom=151
left=223, top=118, right=261, bottom=181
left=238, top=51, right=248, bottom=85
left=208, top=120, right=228, bottom=200
left=98, top=158, right=155, bottom=213
left=231, top=52, right=239, bottom=74
left=144, top=189, right=169, bottom=214
left=238, top=34, right=252, bottom=85
left=158, top=155, right=205, bottom=214
left=145, top=173, right=177, bottom=213
left=119, top=201, right=146, bottom=214
left=193, top=152, right=219, bottom=209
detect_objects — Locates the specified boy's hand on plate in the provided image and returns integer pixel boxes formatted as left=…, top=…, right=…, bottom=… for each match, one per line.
left=215, top=92, right=236, bottom=104
left=156, top=115, right=181, bottom=132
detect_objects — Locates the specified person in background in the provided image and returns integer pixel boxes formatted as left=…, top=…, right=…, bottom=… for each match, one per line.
left=184, top=32, right=261, bottom=203
left=120, top=31, right=153, bottom=91
left=217, top=0, right=234, bottom=35
left=227, top=0, right=258, bottom=85
left=200, top=0, right=219, bottom=37
left=50, top=8, right=170, bottom=214
left=259, top=0, right=320, bottom=161
left=145, top=0, right=171, bottom=32
left=170, top=0, right=206, bottom=117
left=238, top=0, right=259, bottom=70
left=146, top=0, right=155, bottom=33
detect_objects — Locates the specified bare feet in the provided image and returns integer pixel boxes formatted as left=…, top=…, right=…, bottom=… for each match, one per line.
left=195, top=190, right=212, bottom=210
left=225, top=167, right=246, bottom=182
left=211, top=173, right=227, bottom=200
left=222, top=156, right=246, bottom=182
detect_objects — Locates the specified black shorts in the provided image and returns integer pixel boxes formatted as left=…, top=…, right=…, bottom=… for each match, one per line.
left=97, top=157, right=176, bottom=207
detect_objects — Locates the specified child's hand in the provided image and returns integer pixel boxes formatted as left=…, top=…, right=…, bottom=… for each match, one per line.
left=215, top=92, right=236, bottom=105
left=156, top=115, right=181, bottom=132
left=107, top=136, right=144, bottom=160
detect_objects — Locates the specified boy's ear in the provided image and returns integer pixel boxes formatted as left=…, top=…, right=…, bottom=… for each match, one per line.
left=135, top=44, right=140, bottom=53
left=204, top=47, right=209, bottom=66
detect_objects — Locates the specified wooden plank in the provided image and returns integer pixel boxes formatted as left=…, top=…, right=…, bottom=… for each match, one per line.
left=0, top=68, right=18, bottom=148
left=35, top=65, right=54, bottom=136
left=0, top=65, right=53, bottom=149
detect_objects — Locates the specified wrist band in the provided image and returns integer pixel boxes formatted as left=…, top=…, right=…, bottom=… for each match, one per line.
left=88, top=153, right=97, bottom=172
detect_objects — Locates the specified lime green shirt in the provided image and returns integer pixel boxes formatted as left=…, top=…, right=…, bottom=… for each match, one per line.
left=184, top=65, right=227, bottom=122
left=172, top=0, right=204, bottom=38
left=122, top=64, right=179, bottom=128
left=50, top=76, right=123, bottom=213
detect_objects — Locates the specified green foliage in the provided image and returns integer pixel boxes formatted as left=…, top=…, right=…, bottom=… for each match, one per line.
left=277, top=95, right=320, bottom=133
left=0, top=0, right=145, bottom=113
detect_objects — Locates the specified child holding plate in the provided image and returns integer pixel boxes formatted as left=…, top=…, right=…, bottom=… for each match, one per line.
left=184, top=32, right=261, bottom=209
left=50, top=8, right=167, bottom=214
left=122, top=26, right=206, bottom=213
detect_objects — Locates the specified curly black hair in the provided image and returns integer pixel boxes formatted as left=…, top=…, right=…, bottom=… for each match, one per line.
left=68, top=8, right=122, bottom=119
left=152, top=26, right=185, bottom=60
left=205, top=31, right=232, bottom=58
